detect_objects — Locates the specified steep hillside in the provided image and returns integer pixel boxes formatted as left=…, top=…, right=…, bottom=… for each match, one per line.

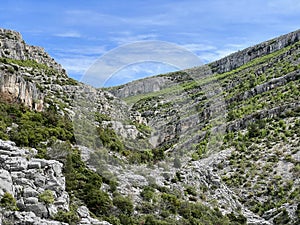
left=0, top=28, right=299, bottom=225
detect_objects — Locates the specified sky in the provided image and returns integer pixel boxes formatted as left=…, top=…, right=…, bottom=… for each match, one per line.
left=1, top=0, right=300, bottom=87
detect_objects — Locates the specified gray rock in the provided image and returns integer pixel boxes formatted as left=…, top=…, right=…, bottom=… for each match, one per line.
left=25, top=203, right=48, bottom=218
left=23, top=187, right=38, bottom=198
left=5, top=156, right=28, bottom=171
left=24, top=197, right=39, bottom=204
left=28, top=161, right=41, bottom=169
left=0, top=28, right=65, bottom=73
left=0, top=169, right=13, bottom=195
left=77, top=206, right=90, bottom=218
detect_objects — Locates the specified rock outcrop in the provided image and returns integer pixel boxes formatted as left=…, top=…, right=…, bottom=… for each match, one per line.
left=108, top=29, right=300, bottom=99
left=210, top=29, right=300, bottom=74
left=0, top=28, right=65, bottom=73
left=0, top=71, right=44, bottom=111
left=0, top=139, right=69, bottom=223
left=1, top=27, right=300, bottom=224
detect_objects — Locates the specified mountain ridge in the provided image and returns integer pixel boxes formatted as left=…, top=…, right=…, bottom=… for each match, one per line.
left=108, top=29, right=300, bottom=99
left=0, top=28, right=299, bottom=225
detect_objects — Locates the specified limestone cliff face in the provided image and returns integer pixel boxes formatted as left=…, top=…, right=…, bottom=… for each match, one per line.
left=0, top=140, right=69, bottom=224
left=109, top=29, right=300, bottom=99
left=0, top=140, right=111, bottom=225
left=0, top=28, right=64, bottom=73
left=0, top=72, right=44, bottom=111
left=0, top=28, right=72, bottom=111
left=108, top=76, right=173, bottom=99
left=0, top=27, right=299, bottom=224
left=210, top=29, right=300, bottom=74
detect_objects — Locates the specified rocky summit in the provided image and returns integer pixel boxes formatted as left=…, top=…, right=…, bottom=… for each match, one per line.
left=0, top=28, right=299, bottom=225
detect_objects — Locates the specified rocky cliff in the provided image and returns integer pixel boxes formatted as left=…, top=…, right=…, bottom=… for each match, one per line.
left=0, top=28, right=299, bottom=225
left=0, top=139, right=69, bottom=224
left=0, top=29, right=64, bottom=72
left=109, top=29, right=300, bottom=99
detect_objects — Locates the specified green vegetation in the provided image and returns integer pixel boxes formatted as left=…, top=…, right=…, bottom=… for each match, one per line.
left=113, top=195, right=134, bottom=215
left=95, top=112, right=112, bottom=123
left=0, top=57, right=50, bottom=71
left=38, top=190, right=55, bottom=204
left=98, top=127, right=125, bottom=152
left=124, top=41, right=300, bottom=105
left=132, top=121, right=152, bottom=136
left=0, top=192, right=18, bottom=211
left=221, top=116, right=300, bottom=216
left=53, top=209, right=80, bottom=225
left=0, top=101, right=74, bottom=157
left=1, top=31, right=299, bottom=224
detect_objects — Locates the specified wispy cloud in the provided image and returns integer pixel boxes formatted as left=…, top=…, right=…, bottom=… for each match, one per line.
left=50, top=45, right=107, bottom=79
left=54, top=31, right=82, bottom=38
left=197, top=42, right=249, bottom=63
left=181, top=43, right=217, bottom=52
left=110, top=33, right=158, bottom=45
left=55, top=56, right=98, bottom=79
left=64, top=10, right=169, bottom=28
left=52, top=45, right=107, bottom=56
left=4, top=0, right=299, bottom=84
left=81, top=41, right=203, bottom=87
left=104, top=62, right=177, bottom=87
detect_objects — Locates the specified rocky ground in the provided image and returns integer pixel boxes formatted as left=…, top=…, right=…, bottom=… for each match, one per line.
left=0, top=28, right=299, bottom=224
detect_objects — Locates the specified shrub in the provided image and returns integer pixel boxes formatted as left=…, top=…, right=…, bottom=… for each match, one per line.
left=95, top=112, right=111, bottom=123
left=39, top=190, right=55, bottom=204
left=185, top=186, right=197, bottom=196
left=173, top=157, right=181, bottom=168
left=141, top=186, right=155, bottom=201
left=84, top=188, right=112, bottom=216
left=0, top=192, right=18, bottom=211
left=113, top=195, right=134, bottom=215
left=98, top=127, right=124, bottom=152
left=53, top=209, right=79, bottom=225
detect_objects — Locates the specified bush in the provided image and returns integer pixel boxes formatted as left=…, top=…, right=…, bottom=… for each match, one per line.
left=141, top=186, right=155, bottom=201
left=113, top=195, right=134, bottom=215
left=84, top=189, right=112, bottom=216
left=39, top=190, right=55, bottom=204
left=95, top=112, right=111, bottom=123
left=0, top=192, right=18, bottom=211
left=0, top=102, right=75, bottom=150
left=185, top=186, right=197, bottom=196
left=173, top=157, right=181, bottom=168
left=53, top=209, right=79, bottom=225
left=98, top=127, right=125, bottom=152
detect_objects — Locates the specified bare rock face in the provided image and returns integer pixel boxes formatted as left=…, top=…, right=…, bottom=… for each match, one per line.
left=210, top=29, right=300, bottom=74
left=77, top=206, right=112, bottom=225
left=0, top=72, right=44, bottom=111
left=109, top=76, right=171, bottom=98
left=0, top=28, right=72, bottom=111
left=109, top=29, right=300, bottom=99
left=0, top=28, right=64, bottom=73
left=0, top=139, right=69, bottom=224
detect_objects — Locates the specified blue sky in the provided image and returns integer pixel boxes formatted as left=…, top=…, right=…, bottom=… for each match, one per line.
left=1, top=0, right=300, bottom=87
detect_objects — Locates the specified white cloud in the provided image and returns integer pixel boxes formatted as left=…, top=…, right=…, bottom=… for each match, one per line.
left=181, top=43, right=217, bottom=52
left=81, top=41, right=203, bottom=87
left=54, top=31, right=82, bottom=38
left=55, top=56, right=98, bottom=77
left=197, top=43, right=249, bottom=63
left=104, top=62, right=178, bottom=87
left=64, top=10, right=169, bottom=28
left=110, top=33, right=158, bottom=45
left=53, top=45, right=107, bottom=56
